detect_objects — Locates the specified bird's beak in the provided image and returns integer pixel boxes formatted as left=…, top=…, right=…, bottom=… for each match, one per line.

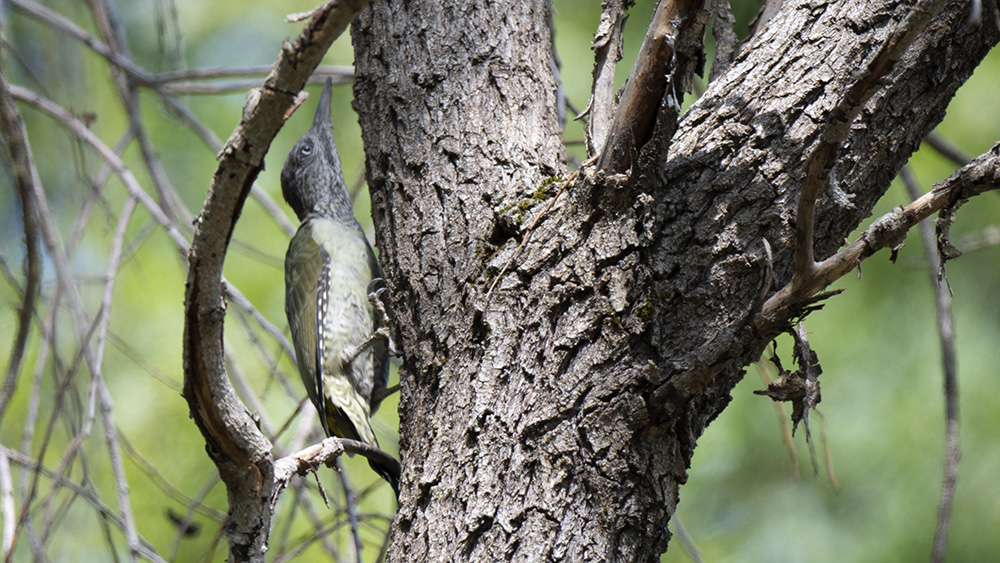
left=311, top=76, right=334, bottom=134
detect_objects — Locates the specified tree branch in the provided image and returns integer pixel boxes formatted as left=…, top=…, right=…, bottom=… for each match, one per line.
left=270, top=438, right=402, bottom=511
left=8, top=83, right=297, bottom=364
left=0, top=54, right=42, bottom=424
left=763, top=0, right=956, bottom=322
left=8, top=0, right=299, bottom=237
left=761, top=142, right=1000, bottom=321
left=181, top=1, right=372, bottom=560
left=0, top=446, right=164, bottom=562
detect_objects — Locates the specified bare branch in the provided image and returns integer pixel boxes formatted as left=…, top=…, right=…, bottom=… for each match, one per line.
left=117, top=434, right=226, bottom=522
left=271, top=438, right=401, bottom=514
left=8, top=84, right=190, bottom=250
left=0, top=446, right=165, bottom=562
left=167, top=475, right=221, bottom=562
left=763, top=0, right=958, bottom=322
left=13, top=131, right=148, bottom=562
left=9, top=84, right=296, bottom=366
left=335, top=463, right=364, bottom=563
left=10, top=0, right=297, bottom=238
left=761, top=142, right=1000, bottom=321
left=0, top=53, right=42, bottom=423
left=0, top=450, right=14, bottom=556
left=88, top=0, right=191, bottom=228
left=6, top=0, right=155, bottom=86
left=155, top=64, right=352, bottom=83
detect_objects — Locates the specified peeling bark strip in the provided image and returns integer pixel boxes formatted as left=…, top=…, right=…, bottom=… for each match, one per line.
left=182, top=2, right=371, bottom=561
left=353, top=0, right=998, bottom=560
left=596, top=0, right=707, bottom=176
left=584, top=0, right=631, bottom=156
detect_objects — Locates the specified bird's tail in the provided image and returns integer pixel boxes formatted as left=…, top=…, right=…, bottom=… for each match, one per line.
left=324, top=384, right=400, bottom=498
left=368, top=459, right=400, bottom=499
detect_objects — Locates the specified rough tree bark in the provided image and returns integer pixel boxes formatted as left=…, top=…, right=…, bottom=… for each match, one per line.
left=349, top=0, right=999, bottom=561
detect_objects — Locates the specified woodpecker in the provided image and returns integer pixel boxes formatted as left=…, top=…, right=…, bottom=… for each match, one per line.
left=281, top=77, right=398, bottom=496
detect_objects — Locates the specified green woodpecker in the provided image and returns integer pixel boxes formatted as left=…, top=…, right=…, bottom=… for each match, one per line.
left=281, top=78, right=398, bottom=496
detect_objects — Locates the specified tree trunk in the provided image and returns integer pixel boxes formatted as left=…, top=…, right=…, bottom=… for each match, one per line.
left=350, top=0, right=998, bottom=560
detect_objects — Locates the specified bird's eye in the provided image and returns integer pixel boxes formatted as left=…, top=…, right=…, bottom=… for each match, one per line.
left=299, top=142, right=313, bottom=156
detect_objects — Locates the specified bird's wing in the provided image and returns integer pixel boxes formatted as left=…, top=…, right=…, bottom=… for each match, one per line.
left=315, top=250, right=332, bottom=437
left=285, top=224, right=329, bottom=435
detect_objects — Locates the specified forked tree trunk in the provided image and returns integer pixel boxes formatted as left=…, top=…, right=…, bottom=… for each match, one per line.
left=349, top=0, right=998, bottom=560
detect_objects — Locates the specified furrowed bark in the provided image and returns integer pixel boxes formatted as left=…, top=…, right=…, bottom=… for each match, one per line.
left=351, top=0, right=999, bottom=560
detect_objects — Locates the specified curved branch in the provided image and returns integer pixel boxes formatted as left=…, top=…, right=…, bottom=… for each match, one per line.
left=181, top=1, right=372, bottom=560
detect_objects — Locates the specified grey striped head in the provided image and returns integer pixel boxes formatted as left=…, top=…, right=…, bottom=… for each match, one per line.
left=280, top=77, right=352, bottom=222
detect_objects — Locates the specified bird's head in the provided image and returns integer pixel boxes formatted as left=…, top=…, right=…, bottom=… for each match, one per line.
left=280, top=77, right=350, bottom=221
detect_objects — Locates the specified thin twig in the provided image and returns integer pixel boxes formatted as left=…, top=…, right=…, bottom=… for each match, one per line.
left=13, top=299, right=54, bottom=563
left=1, top=446, right=165, bottom=562
left=154, top=64, right=352, bottom=84
left=7, top=0, right=154, bottom=86
left=167, top=475, right=221, bottom=563
left=118, top=434, right=226, bottom=522
left=668, top=513, right=704, bottom=563
left=901, top=167, right=959, bottom=563
left=815, top=409, right=841, bottom=493
left=158, top=66, right=354, bottom=95
left=295, top=479, right=344, bottom=558
left=1, top=64, right=92, bottom=558
left=9, top=84, right=189, bottom=249
left=65, top=132, right=133, bottom=258
left=272, top=437, right=400, bottom=508
left=10, top=84, right=297, bottom=361
left=94, top=196, right=137, bottom=386
left=10, top=0, right=297, bottom=237
left=756, top=359, right=799, bottom=479
left=89, top=0, right=190, bottom=229
left=336, top=461, right=365, bottom=563
left=13, top=92, right=148, bottom=563
left=275, top=516, right=356, bottom=563
left=0, top=450, right=14, bottom=557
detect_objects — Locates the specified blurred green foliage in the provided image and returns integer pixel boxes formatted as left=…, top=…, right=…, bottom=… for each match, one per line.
left=0, top=0, right=996, bottom=561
